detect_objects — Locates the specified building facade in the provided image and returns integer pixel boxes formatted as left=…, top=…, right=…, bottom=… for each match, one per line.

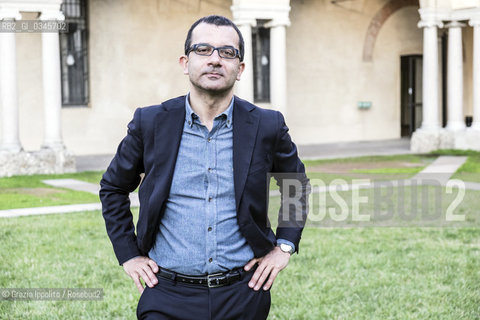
left=0, top=0, right=479, bottom=175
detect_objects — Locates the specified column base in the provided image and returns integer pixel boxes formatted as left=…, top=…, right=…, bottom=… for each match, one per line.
left=453, top=128, right=480, bottom=150
left=445, top=122, right=466, bottom=131
left=470, top=123, right=480, bottom=131
left=0, top=148, right=76, bottom=177
left=438, top=129, right=455, bottom=149
left=0, top=143, right=23, bottom=153
left=410, top=128, right=441, bottom=153
left=42, top=141, right=66, bottom=152
left=411, top=128, right=480, bottom=153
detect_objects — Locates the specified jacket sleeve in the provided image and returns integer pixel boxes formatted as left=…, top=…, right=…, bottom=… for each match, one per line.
left=272, top=111, right=310, bottom=253
left=99, top=108, right=145, bottom=265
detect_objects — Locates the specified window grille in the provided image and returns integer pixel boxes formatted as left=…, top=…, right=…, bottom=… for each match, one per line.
left=252, top=22, right=270, bottom=103
left=60, top=0, right=89, bottom=107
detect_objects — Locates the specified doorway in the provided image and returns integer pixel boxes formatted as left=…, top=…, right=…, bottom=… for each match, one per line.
left=400, top=55, right=423, bottom=137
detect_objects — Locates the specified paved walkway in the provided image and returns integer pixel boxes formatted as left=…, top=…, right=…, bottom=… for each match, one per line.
left=0, top=203, right=104, bottom=218
left=412, top=156, right=468, bottom=184
left=297, top=138, right=412, bottom=160
left=43, top=178, right=101, bottom=194
left=76, top=154, right=114, bottom=172
left=1, top=153, right=476, bottom=218
left=0, top=179, right=139, bottom=218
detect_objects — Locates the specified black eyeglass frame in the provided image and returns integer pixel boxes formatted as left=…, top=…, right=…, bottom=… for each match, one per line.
left=187, top=43, right=242, bottom=60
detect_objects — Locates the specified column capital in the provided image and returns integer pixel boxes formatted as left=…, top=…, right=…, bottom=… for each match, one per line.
left=445, top=20, right=467, bottom=28
left=0, top=8, right=21, bottom=20
left=234, top=18, right=257, bottom=27
left=418, top=20, right=443, bottom=29
left=469, top=18, right=480, bottom=27
left=39, top=10, right=64, bottom=21
left=418, top=7, right=445, bottom=27
left=265, top=18, right=290, bottom=28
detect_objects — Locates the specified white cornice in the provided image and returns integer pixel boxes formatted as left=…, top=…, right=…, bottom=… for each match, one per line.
left=419, top=7, right=480, bottom=23
left=231, top=0, right=291, bottom=26
left=0, top=7, right=21, bottom=19
left=0, top=0, right=62, bottom=14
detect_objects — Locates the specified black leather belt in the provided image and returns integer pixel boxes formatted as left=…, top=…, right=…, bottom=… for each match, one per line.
left=156, top=267, right=247, bottom=288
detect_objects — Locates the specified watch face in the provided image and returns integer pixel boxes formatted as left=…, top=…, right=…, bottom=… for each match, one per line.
left=280, top=243, right=293, bottom=253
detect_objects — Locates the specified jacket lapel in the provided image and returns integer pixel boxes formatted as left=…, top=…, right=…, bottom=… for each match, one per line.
left=154, top=97, right=185, bottom=174
left=233, top=97, right=260, bottom=209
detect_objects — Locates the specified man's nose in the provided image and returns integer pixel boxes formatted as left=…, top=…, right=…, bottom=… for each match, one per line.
left=207, top=49, right=222, bottom=64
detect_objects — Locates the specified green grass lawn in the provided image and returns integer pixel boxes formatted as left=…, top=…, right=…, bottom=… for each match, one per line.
left=453, top=154, right=480, bottom=183
left=0, top=209, right=478, bottom=319
left=1, top=152, right=480, bottom=318
left=0, top=171, right=103, bottom=210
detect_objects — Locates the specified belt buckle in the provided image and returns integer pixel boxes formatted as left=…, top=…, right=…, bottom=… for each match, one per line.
left=207, top=273, right=224, bottom=288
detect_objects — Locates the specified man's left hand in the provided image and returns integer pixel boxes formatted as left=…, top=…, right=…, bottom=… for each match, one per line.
left=244, top=246, right=291, bottom=291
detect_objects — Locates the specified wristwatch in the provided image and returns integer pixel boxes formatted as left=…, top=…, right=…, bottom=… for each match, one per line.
left=277, top=243, right=294, bottom=255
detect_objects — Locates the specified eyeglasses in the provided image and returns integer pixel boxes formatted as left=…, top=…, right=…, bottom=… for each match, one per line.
left=188, top=43, right=241, bottom=60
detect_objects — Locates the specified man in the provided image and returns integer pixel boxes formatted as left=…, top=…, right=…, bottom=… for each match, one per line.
left=100, top=15, right=309, bottom=319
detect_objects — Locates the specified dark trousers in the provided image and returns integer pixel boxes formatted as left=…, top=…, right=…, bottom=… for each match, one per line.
left=136, top=269, right=271, bottom=320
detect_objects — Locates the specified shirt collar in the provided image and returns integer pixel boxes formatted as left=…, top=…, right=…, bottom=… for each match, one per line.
left=185, top=94, right=234, bottom=128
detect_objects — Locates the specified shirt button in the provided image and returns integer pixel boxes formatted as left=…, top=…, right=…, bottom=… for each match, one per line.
left=208, top=197, right=212, bottom=202
left=207, top=138, right=212, bottom=142
left=208, top=258, right=213, bottom=263
left=208, top=168, right=212, bottom=172
left=208, top=227, right=212, bottom=232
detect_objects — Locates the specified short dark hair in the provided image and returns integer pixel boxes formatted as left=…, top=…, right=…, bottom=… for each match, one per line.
left=184, top=15, right=245, bottom=62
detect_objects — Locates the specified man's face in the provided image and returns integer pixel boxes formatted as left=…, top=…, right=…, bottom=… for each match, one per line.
left=180, top=23, right=245, bottom=95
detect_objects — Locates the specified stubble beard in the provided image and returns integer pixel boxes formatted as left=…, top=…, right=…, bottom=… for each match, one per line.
left=190, top=71, right=236, bottom=97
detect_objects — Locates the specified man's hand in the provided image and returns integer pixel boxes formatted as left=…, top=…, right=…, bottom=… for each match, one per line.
left=244, top=246, right=291, bottom=291
left=122, top=256, right=159, bottom=294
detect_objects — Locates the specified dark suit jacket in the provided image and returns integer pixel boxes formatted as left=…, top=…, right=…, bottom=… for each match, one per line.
left=100, top=95, right=309, bottom=265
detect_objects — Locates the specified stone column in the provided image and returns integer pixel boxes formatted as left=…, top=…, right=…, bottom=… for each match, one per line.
left=0, top=9, right=22, bottom=152
left=456, top=18, right=480, bottom=150
left=470, top=19, right=480, bottom=130
left=267, top=19, right=289, bottom=116
left=40, top=10, right=65, bottom=150
left=235, top=19, right=256, bottom=103
left=419, top=19, right=443, bottom=130
left=411, top=18, right=444, bottom=152
left=445, top=21, right=466, bottom=131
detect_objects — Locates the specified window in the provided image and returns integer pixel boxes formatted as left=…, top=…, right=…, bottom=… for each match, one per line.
left=252, top=21, right=270, bottom=103
left=60, top=0, right=89, bottom=107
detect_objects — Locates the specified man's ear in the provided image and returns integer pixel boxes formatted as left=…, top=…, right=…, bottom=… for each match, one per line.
left=236, top=62, right=245, bottom=81
left=179, top=55, right=189, bottom=75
